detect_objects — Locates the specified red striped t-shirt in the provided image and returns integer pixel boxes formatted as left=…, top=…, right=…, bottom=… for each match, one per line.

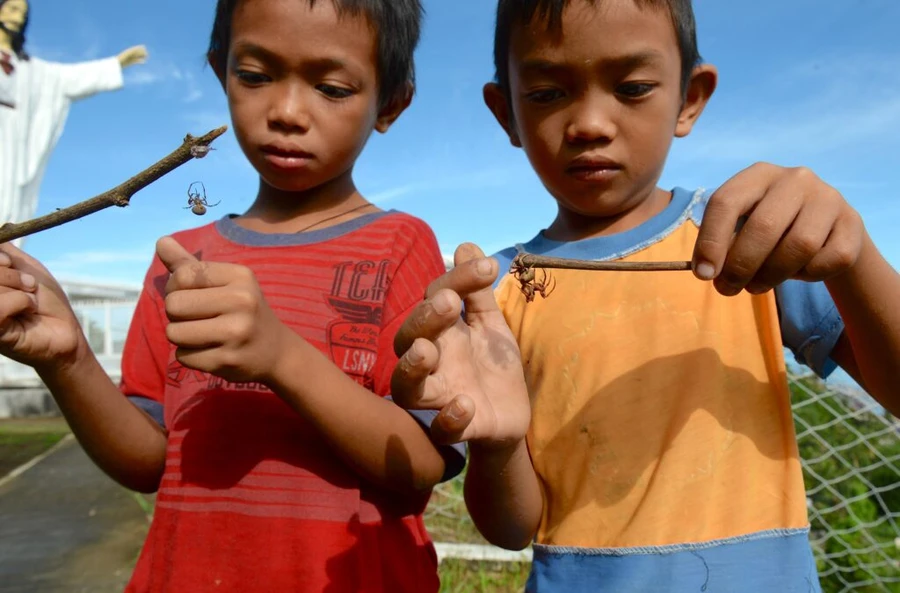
left=120, top=211, right=447, bottom=593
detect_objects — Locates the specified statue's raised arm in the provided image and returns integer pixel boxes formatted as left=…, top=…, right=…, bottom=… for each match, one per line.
left=0, top=0, right=150, bottom=246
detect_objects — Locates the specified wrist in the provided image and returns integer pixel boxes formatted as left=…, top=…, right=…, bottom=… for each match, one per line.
left=469, top=436, right=529, bottom=461
left=262, top=327, right=313, bottom=390
left=825, top=229, right=876, bottom=292
left=34, top=335, right=95, bottom=383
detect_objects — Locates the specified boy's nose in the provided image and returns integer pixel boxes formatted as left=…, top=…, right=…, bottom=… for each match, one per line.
left=564, top=95, right=617, bottom=145
left=268, top=84, right=311, bottom=133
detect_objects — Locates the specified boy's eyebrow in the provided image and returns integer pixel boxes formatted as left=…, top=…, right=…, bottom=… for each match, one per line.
left=231, top=42, right=352, bottom=72
left=519, top=51, right=665, bottom=75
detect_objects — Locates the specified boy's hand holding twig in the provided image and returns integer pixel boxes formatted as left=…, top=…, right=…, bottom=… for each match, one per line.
left=391, top=243, right=531, bottom=447
left=693, top=162, right=865, bottom=296
left=157, top=237, right=290, bottom=384
left=0, top=244, right=84, bottom=370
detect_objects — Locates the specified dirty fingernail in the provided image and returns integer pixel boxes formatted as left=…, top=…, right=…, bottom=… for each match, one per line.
left=21, top=274, right=35, bottom=289
left=694, top=261, right=716, bottom=280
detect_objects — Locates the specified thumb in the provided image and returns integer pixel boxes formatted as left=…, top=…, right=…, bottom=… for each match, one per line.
left=156, top=236, right=197, bottom=274
left=454, top=243, right=500, bottom=317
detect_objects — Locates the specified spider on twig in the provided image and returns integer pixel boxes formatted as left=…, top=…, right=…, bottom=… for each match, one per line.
left=510, top=255, right=556, bottom=303
left=185, top=181, right=220, bottom=216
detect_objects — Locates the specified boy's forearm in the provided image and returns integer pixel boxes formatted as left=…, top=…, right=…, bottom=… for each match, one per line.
left=266, top=334, right=447, bottom=495
left=36, top=345, right=167, bottom=493
left=825, top=231, right=900, bottom=413
left=464, top=439, right=542, bottom=550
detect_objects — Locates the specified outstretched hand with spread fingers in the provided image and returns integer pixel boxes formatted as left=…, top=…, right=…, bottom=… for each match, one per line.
left=390, top=243, right=530, bottom=447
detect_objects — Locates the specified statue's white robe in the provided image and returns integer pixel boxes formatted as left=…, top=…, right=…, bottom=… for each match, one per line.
left=0, top=55, right=122, bottom=245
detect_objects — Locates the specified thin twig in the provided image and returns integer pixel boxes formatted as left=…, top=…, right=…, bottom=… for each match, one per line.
left=0, top=126, right=228, bottom=244
left=511, top=253, right=692, bottom=272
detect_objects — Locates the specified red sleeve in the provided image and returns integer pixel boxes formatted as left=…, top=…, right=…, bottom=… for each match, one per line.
left=371, top=216, right=446, bottom=397
left=118, top=256, right=171, bottom=405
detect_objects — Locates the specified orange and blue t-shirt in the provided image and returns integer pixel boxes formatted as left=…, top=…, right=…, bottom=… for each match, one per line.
left=492, top=187, right=843, bottom=592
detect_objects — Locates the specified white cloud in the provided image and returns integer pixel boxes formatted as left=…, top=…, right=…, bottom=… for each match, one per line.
left=366, top=165, right=523, bottom=205
left=184, top=88, right=204, bottom=103
left=184, top=109, right=231, bottom=133
left=679, top=95, right=900, bottom=163
left=43, top=248, right=154, bottom=287
left=675, top=53, right=900, bottom=165
left=125, top=69, right=163, bottom=86
left=45, top=248, right=154, bottom=267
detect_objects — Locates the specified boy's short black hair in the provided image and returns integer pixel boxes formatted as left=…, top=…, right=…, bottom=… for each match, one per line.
left=493, top=0, right=700, bottom=94
left=208, top=0, right=423, bottom=107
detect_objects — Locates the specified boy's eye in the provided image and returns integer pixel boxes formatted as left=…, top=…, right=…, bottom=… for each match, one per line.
left=525, top=88, right=565, bottom=104
left=235, top=70, right=270, bottom=85
left=317, top=84, right=355, bottom=99
left=616, top=82, right=656, bottom=99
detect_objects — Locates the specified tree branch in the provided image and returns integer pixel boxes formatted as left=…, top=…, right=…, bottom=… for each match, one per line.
left=0, top=126, right=228, bottom=245
left=508, top=253, right=693, bottom=302
left=511, top=253, right=692, bottom=273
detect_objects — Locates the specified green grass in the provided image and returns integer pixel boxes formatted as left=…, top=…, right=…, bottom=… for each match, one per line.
left=425, top=474, right=493, bottom=545
left=439, top=559, right=530, bottom=593
left=427, top=475, right=533, bottom=591
left=0, top=418, right=71, bottom=478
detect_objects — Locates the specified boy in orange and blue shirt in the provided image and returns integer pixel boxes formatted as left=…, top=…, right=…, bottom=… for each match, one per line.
left=389, top=0, right=900, bottom=591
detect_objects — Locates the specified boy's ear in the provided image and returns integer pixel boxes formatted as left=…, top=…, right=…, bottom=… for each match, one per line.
left=375, top=83, right=414, bottom=133
left=674, top=64, right=717, bottom=138
left=483, top=82, right=521, bottom=147
left=207, top=51, right=227, bottom=90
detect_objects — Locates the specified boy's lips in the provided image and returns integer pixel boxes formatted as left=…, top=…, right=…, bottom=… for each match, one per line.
left=566, top=154, right=623, bottom=183
left=261, top=144, right=315, bottom=170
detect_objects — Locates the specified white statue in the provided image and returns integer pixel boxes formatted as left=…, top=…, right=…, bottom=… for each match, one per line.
left=0, top=0, right=148, bottom=245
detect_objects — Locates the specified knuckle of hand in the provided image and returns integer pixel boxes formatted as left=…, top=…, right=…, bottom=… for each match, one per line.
left=234, top=289, right=256, bottom=312
left=747, top=215, right=778, bottom=238
left=173, top=267, right=194, bottom=287
left=830, top=244, right=858, bottom=270
left=695, top=237, right=724, bottom=256
left=790, top=166, right=817, bottom=185
left=787, top=234, right=819, bottom=260
left=229, top=318, right=253, bottom=343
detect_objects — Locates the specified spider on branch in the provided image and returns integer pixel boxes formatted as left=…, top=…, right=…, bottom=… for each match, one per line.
left=510, top=255, right=556, bottom=303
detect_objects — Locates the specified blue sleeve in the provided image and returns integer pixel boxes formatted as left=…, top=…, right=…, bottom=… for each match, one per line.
left=128, top=395, right=166, bottom=429
left=386, top=397, right=467, bottom=483
left=775, top=280, right=845, bottom=378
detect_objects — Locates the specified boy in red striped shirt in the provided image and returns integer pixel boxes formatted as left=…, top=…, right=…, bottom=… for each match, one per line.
left=0, top=1, right=461, bottom=591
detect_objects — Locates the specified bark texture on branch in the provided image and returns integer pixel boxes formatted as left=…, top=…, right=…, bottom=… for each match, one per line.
left=0, top=126, right=228, bottom=245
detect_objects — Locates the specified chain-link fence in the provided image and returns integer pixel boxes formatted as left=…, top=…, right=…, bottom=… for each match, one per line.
left=426, top=371, right=900, bottom=592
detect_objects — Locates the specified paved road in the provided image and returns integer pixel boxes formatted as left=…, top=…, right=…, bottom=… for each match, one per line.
left=0, top=438, right=150, bottom=593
